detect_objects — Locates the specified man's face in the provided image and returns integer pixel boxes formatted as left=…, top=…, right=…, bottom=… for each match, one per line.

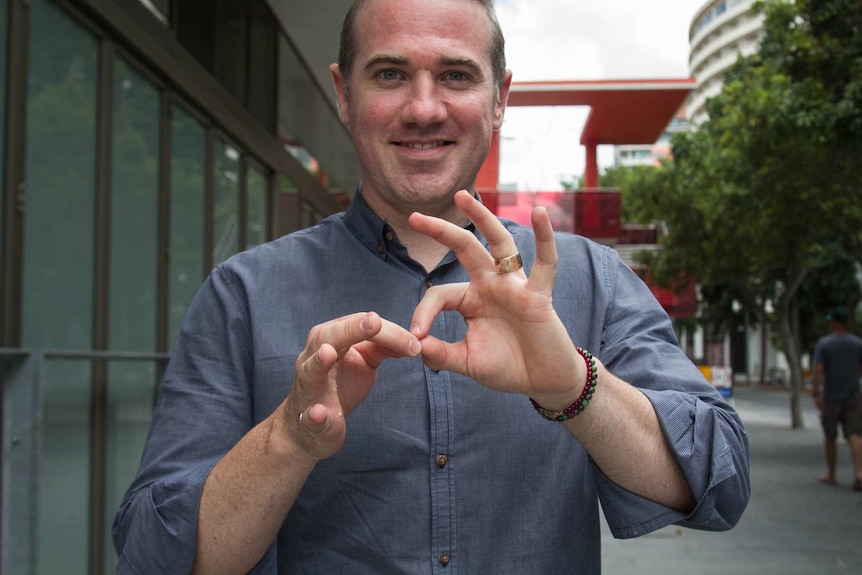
left=331, top=0, right=511, bottom=217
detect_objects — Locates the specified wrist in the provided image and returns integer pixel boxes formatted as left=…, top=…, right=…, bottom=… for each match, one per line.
left=530, top=347, right=598, bottom=422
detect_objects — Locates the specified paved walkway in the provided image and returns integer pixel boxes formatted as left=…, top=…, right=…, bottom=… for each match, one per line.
left=601, top=384, right=862, bottom=574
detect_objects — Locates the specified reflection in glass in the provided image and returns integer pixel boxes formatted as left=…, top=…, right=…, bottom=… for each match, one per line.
left=245, top=165, right=268, bottom=249
left=23, top=0, right=97, bottom=350
left=169, top=105, right=205, bottom=346
left=111, top=59, right=159, bottom=353
left=38, top=360, right=92, bottom=575
left=104, top=360, right=158, bottom=571
left=22, top=0, right=97, bottom=350
left=213, top=139, right=240, bottom=264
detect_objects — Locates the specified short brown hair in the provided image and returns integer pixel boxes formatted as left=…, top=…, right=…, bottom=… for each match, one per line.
left=337, top=0, right=507, bottom=97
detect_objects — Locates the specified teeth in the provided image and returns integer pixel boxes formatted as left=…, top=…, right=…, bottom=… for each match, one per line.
left=405, top=142, right=441, bottom=150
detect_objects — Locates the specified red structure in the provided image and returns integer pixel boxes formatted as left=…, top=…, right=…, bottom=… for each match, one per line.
left=480, top=78, right=698, bottom=319
left=478, top=78, right=696, bottom=190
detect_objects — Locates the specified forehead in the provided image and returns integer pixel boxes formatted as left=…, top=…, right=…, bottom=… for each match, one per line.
left=353, top=0, right=493, bottom=68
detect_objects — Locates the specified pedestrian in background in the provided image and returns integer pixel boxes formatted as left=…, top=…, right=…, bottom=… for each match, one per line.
left=812, top=306, right=862, bottom=491
left=112, top=1, right=751, bottom=572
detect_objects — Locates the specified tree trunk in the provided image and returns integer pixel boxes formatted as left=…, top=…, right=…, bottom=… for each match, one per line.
left=777, top=270, right=810, bottom=429
left=758, top=310, right=768, bottom=385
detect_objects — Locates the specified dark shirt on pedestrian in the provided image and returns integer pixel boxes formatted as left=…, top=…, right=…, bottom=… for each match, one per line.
left=813, top=333, right=862, bottom=400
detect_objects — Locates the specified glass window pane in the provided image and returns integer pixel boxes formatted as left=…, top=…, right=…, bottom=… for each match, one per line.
left=22, top=0, right=98, bottom=349
left=175, top=0, right=213, bottom=71
left=38, top=359, right=92, bottom=575
left=169, top=105, right=206, bottom=346
left=245, top=165, right=268, bottom=249
left=0, top=0, right=7, bottom=335
left=104, top=360, right=158, bottom=571
left=137, top=0, right=170, bottom=24
left=213, top=139, right=240, bottom=264
left=111, top=59, right=160, bottom=352
left=213, top=0, right=247, bottom=105
left=247, top=0, right=276, bottom=130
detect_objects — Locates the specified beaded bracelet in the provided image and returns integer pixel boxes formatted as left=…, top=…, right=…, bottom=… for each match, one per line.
left=530, top=347, right=598, bottom=422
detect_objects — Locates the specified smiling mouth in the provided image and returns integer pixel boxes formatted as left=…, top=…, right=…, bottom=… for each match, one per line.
left=397, top=141, right=452, bottom=150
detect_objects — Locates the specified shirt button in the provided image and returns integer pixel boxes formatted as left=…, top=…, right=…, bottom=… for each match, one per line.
left=376, top=242, right=385, bottom=254
left=439, top=552, right=451, bottom=566
left=386, top=230, right=395, bottom=241
left=425, top=278, right=433, bottom=288
left=436, top=455, right=448, bottom=468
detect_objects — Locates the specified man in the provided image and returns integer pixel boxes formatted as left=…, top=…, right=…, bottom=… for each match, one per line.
left=113, top=0, right=750, bottom=572
left=812, top=306, right=862, bottom=491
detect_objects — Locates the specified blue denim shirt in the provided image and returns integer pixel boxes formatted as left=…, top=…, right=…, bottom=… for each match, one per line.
left=114, top=192, right=750, bottom=574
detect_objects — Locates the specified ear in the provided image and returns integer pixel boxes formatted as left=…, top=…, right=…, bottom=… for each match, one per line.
left=330, top=63, right=350, bottom=126
left=493, top=69, right=513, bottom=130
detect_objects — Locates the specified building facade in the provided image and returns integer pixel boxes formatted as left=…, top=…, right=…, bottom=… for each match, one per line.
left=0, top=1, right=357, bottom=573
left=687, top=0, right=765, bottom=125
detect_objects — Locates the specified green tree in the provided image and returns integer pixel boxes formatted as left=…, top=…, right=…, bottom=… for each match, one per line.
left=646, top=0, right=862, bottom=428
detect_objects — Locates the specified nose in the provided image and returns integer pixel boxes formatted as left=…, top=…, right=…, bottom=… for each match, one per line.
left=401, top=73, right=447, bottom=127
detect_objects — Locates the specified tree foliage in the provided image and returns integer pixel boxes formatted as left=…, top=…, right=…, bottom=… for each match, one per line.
left=640, top=0, right=862, bottom=427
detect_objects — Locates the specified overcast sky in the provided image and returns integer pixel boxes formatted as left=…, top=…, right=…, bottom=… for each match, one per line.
left=495, top=0, right=707, bottom=189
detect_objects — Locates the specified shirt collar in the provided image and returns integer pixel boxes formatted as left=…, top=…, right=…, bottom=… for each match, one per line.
left=343, top=185, right=482, bottom=265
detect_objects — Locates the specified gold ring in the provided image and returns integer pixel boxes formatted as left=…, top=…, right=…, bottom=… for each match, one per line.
left=494, top=252, right=523, bottom=274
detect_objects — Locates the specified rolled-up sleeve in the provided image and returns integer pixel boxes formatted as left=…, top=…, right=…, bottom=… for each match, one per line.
left=113, top=265, right=257, bottom=573
left=586, top=244, right=750, bottom=538
left=597, top=388, right=750, bottom=538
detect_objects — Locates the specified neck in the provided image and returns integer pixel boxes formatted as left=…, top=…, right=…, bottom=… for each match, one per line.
left=363, top=191, right=470, bottom=272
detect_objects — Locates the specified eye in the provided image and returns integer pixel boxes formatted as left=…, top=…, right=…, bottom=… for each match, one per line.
left=444, top=70, right=471, bottom=83
left=378, top=69, right=403, bottom=82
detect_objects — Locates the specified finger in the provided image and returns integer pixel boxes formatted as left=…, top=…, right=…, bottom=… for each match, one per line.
left=408, top=209, right=494, bottom=275
left=299, top=404, right=333, bottom=434
left=312, top=312, right=383, bottom=358
left=352, top=319, right=423, bottom=367
left=417, top=333, right=466, bottom=374
left=296, top=342, right=340, bottom=389
left=452, top=190, right=521, bottom=262
left=410, top=283, right=469, bottom=338
left=527, top=206, right=558, bottom=296
left=313, top=312, right=420, bottom=360
left=409, top=189, right=524, bottom=275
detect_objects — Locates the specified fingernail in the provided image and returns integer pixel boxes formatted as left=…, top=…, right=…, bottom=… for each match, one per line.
left=360, top=314, right=372, bottom=330
left=408, top=338, right=421, bottom=355
left=410, top=323, right=421, bottom=335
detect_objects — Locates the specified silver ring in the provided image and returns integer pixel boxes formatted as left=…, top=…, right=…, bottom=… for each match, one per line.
left=494, top=252, right=523, bottom=274
left=299, top=410, right=331, bottom=434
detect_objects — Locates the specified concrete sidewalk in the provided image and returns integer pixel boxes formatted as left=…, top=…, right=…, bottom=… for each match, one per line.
left=601, top=384, right=862, bottom=574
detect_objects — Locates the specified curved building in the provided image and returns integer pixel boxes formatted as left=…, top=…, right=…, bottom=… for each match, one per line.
left=687, top=0, right=765, bottom=125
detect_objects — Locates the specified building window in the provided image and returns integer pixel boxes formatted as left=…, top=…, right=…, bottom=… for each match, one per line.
left=174, top=0, right=277, bottom=131
left=110, top=58, right=160, bottom=353
left=22, top=0, right=98, bottom=350
left=137, top=0, right=170, bottom=24
left=213, top=138, right=241, bottom=265
left=38, top=359, right=93, bottom=575
left=104, top=359, right=160, bottom=571
left=0, top=0, right=7, bottom=335
left=245, top=163, right=269, bottom=249
left=168, top=103, right=206, bottom=347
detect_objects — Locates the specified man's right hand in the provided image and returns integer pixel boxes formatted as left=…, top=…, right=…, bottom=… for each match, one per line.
left=283, top=311, right=422, bottom=459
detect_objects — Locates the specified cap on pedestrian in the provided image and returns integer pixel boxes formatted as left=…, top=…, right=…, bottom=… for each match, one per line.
left=826, top=307, right=849, bottom=323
